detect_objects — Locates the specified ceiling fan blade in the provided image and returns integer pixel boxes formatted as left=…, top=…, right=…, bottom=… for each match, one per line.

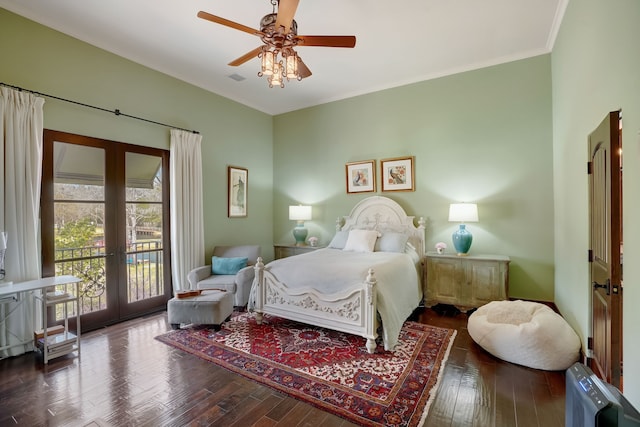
left=297, top=57, right=312, bottom=79
left=274, top=0, right=300, bottom=34
left=197, top=11, right=261, bottom=36
left=228, top=46, right=263, bottom=66
left=296, top=35, right=356, bottom=48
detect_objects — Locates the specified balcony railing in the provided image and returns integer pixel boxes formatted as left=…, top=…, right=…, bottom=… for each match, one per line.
left=54, top=241, right=164, bottom=316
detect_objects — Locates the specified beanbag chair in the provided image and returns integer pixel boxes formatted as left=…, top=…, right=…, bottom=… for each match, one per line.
left=467, top=300, right=581, bottom=371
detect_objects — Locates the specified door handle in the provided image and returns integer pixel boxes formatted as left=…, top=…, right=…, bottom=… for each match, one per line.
left=593, top=279, right=611, bottom=295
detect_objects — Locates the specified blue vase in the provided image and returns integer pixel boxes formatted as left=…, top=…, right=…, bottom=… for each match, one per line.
left=452, top=224, right=473, bottom=255
left=292, top=224, right=308, bottom=246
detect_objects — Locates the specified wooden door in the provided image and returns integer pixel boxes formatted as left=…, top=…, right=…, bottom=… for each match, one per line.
left=588, top=111, right=622, bottom=388
left=42, top=130, right=172, bottom=331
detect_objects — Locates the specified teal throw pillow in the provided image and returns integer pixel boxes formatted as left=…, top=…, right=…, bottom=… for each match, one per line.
left=212, top=256, right=248, bottom=275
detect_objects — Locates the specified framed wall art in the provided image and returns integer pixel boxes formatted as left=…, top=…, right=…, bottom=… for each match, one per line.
left=381, top=156, right=415, bottom=192
left=345, top=160, right=376, bottom=194
left=228, top=166, right=248, bottom=217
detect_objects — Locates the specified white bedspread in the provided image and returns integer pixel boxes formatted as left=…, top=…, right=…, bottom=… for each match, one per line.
left=262, top=248, right=422, bottom=350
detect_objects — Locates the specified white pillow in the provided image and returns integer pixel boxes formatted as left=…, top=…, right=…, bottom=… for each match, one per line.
left=328, top=231, right=349, bottom=249
left=374, top=232, right=409, bottom=253
left=343, top=229, right=380, bottom=252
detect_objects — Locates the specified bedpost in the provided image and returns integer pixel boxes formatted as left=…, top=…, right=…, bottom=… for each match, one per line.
left=364, top=268, right=378, bottom=354
left=253, top=257, right=264, bottom=324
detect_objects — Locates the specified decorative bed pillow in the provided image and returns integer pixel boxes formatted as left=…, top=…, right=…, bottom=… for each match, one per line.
left=374, top=232, right=410, bottom=253
left=343, top=229, right=380, bottom=253
left=212, top=256, right=248, bottom=275
left=328, top=230, right=349, bottom=249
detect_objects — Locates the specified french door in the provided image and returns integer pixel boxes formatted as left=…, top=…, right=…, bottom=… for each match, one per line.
left=42, top=130, right=171, bottom=331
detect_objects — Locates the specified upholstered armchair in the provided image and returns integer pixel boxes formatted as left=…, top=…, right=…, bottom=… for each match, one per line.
left=186, top=245, right=260, bottom=308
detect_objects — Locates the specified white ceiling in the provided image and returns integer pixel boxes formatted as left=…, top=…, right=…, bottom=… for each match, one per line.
left=0, top=0, right=567, bottom=116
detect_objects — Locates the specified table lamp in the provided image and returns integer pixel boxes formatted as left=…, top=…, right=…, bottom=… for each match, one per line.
left=289, top=205, right=312, bottom=246
left=448, top=203, right=478, bottom=256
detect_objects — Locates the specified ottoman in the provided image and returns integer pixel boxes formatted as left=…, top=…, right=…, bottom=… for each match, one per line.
left=468, top=300, right=581, bottom=371
left=167, top=290, right=234, bottom=330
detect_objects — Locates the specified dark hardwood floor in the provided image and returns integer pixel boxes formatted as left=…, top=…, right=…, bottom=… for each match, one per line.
left=0, top=306, right=566, bottom=426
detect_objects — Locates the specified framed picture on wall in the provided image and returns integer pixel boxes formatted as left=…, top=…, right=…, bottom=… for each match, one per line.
left=381, top=156, right=415, bottom=192
left=228, top=166, right=248, bottom=217
left=345, top=160, right=376, bottom=194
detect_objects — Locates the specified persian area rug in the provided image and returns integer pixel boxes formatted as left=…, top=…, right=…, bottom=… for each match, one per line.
left=155, top=313, right=456, bottom=427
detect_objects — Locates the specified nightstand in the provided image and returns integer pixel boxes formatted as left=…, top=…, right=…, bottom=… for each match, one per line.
left=424, top=252, right=510, bottom=310
left=273, top=244, right=323, bottom=259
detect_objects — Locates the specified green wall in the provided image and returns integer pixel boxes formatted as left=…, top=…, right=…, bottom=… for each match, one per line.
left=0, top=9, right=275, bottom=262
left=273, top=55, right=555, bottom=301
left=552, top=0, right=640, bottom=406
left=1, top=9, right=557, bottom=302
left=6, top=0, right=640, bottom=410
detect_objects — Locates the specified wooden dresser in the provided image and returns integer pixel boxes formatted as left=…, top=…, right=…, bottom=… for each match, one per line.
left=424, top=252, right=510, bottom=310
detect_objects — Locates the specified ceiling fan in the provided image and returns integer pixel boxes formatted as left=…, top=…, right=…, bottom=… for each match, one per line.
left=197, top=0, right=356, bottom=88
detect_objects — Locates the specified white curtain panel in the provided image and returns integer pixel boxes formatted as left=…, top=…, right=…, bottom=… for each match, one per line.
left=169, top=129, right=204, bottom=292
left=0, top=87, right=45, bottom=358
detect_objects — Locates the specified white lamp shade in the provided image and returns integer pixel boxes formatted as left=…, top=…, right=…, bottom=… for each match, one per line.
left=448, top=203, right=478, bottom=222
left=289, top=205, right=312, bottom=221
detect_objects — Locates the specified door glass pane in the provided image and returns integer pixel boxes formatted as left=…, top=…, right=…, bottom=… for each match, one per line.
left=53, top=142, right=107, bottom=317
left=54, top=143, right=105, bottom=200
left=125, top=152, right=164, bottom=303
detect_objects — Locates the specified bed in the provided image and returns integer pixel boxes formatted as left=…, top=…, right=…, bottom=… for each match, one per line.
left=250, top=196, right=425, bottom=353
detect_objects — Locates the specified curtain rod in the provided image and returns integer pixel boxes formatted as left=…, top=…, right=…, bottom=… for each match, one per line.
left=1, top=82, right=199, bottom=134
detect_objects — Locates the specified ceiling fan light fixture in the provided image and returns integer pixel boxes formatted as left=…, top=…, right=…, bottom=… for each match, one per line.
left=283, top=49, right=299, bottom=80
left=259, top=48, right=275, bottom=76
left=268, top=62, right=284, bottom=88
left=260, top=47, right=300, bottom=88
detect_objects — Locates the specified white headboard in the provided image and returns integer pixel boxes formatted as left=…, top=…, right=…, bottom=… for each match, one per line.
left=336, top=196, right=426, bottom=258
